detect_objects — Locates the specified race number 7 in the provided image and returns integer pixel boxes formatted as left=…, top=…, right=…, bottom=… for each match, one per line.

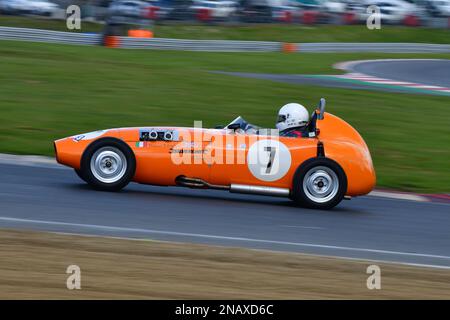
left=264, top=146, right=276, bottom=174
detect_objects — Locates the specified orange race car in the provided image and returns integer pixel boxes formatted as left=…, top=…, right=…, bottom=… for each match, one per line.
left=54, top=99, right=376, bottom=209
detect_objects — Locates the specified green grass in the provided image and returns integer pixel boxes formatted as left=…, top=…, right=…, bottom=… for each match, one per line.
left=0, top=40, right=449, bottom=192
left=154, top=24, right=450, bottom=44
left=1, top=15, right=450, bottom=43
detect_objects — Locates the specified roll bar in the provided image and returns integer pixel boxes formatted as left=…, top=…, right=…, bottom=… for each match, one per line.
left=317, top=98, right=326, bottom=120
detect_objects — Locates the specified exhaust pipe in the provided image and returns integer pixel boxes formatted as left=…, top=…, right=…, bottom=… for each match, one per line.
left=175, top=176, right=229, bottom=190
left=176, top=176, right=291, bottom=198
left=230, top=184, right=290, bottom=197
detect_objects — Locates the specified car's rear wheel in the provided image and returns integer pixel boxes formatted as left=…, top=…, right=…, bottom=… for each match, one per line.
left=81, top=138, right=136, bottom=191
left=292, top=158, right=347, bottom=210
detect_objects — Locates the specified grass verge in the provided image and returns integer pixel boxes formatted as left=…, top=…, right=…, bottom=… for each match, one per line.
left=0, top=229, right=449, bottom=299
left=154, top=24, right=450, bottom=43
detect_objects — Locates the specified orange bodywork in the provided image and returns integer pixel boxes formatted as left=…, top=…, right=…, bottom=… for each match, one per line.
left=317, top=113, right=376, bottom=196
left=54, top=112, right=376, bottom=197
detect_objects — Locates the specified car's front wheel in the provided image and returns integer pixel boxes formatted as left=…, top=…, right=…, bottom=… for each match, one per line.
left=291, top=158, right=347, bottom=210
left=80, top=138, right=136, bottom=192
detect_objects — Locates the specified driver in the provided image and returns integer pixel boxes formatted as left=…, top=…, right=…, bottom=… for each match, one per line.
left=275, top=103, right=309, bottom=138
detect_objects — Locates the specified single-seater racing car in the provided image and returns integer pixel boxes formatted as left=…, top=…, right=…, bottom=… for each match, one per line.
left=54, top=98, right=376, bottom=209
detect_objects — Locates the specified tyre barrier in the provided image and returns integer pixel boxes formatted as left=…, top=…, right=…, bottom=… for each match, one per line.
left=104, top=35, right=120, bottom=48
left=128, top=29, right=153, bottom=38
left=0, top=26, right=102, bottom=45
left=1, top=26, right=449, bottom=53
left=282, top=42, right=297, bottom=53
left=117, top=37, right=282, bottom=51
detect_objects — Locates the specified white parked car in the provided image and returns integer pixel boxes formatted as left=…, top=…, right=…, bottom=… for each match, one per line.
left=190, top=0, right=238, bottom=19
left=368, top=0, right=421, bottom=24
left=108, top=0, right=149, bottom=18
left=344, top=0, right=371, bottom=22
left=0, top=0, right=58, bottom=16
left=0, top=0, right=32, bottom=14
left=271, top=4, right=298, bottom=21
left=425, top=0, right=450, bottom=16
left=319, top=0, right=347, bottom=13
left=27, top=0, right=58, bottom=16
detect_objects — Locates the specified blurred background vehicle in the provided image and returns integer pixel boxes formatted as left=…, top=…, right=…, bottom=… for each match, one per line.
left=271, top=3, right=298, bottom=23
left=146, top=0, right=174, bottom=20
left=425, top=0, right=450, bottom=17
left=190, top=0, right=238, bottom=22
left=29, top=0, right=59, bottom=16
left=292, top=0, right=320, bottom=10
left=0, top=0, right=33, bottom=15
left=0, top=0, right=59, bottom=16
left=0, top=0, right=449, bottom=26
left=240, top=0, right=274, bottom=23
left=371, top=0, right=423, bottom=24
left=164, top=0, right=195, bottom=20
left=108, top=0, right=149, bottom=18
left=320, top=0, right=347, bottom=14
left=344, top=0, right=370, bottom=22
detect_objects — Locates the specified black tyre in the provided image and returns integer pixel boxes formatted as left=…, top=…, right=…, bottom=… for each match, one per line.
left=80, top=138, right=136, bottom=192
left=291, top=158, right=347, bottom=210
left=74, top=169, right=87, bottom=182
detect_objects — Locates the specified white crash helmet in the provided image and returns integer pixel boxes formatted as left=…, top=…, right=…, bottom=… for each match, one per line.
left=275, top=103, right=309, bottom=132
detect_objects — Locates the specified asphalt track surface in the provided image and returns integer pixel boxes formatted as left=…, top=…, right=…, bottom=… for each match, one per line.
left=218, top=59, right=450, bottom=95
left=217, top=71, right=391, bottom=92
left=349, top=59, right=450, bottom=88
left=0, top=162, right=449, bottom=269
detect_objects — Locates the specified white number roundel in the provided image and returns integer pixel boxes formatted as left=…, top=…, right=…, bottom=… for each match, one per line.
left=247, top=139, right=291, bottom=182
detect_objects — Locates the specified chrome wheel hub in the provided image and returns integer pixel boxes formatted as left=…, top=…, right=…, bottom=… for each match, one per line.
left=303, top=166, right=339, bottom=203
left=90, top=147, right=127, bottom=184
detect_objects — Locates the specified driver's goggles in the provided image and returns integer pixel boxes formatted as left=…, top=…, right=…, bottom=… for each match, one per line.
left=276, top=115, right=287, bottom=123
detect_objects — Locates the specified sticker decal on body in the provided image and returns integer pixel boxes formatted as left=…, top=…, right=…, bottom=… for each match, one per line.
left=72, top=130, right=108, bottom=142
left=247, top=139, right=292, bottom=182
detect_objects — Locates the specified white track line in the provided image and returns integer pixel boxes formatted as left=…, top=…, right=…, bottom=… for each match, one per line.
left=332, top=59, right=450, bottom=93
left=335, top=73, right=450, bottom=91
left=53, top=231, right=450, bottom=270
left=333, top=59, right=448, bottom=72
left=1, top=216, right=449, bottom=263
left=0, top=153, right=61, bottom=168
left=368, top=191, right=428, bottom=202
